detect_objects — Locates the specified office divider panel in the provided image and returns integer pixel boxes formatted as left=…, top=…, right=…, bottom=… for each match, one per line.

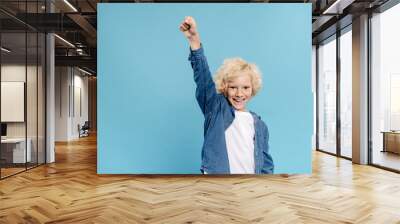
left=0, top=1, right=47, bottom=178
left=1, top=32, right=27, bottom=177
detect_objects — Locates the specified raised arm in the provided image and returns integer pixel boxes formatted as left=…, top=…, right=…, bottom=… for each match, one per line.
left=180, top=16, right=217, bottom=115
left=179, top=16, right=201, bottom=50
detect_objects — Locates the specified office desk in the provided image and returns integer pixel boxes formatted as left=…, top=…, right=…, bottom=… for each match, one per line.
left=382, top=131, right=400, bottom=154
left=1, top=138, right=32, bottom=163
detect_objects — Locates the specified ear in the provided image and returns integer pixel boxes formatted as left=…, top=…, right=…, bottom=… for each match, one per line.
left=222, top=83, right=228, bottom=96
left=252, top=88, right=257, bottom=97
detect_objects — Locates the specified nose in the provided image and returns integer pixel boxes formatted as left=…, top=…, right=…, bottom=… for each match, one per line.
left=235, top=88, right=244, bottom=97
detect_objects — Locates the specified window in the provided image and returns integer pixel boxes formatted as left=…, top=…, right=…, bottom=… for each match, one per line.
left=339, top=28, right=352, bottom=158
left=371, top=3, right=400, bottom=171
left=317, top=36, right=337, bottom=154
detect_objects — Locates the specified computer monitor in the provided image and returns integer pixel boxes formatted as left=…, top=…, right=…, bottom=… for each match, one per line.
left=1, top=123, right=7, bottom=137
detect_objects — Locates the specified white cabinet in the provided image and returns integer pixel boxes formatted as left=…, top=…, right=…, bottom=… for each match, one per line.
left=1, top=138, right=32, bottom=163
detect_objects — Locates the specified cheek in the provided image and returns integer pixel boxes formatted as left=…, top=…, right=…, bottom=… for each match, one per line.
left=246, top=89, right=253, bottom=97
left=227, top=89, right=234, bottom=98
left=223, top=86, right=230, bottom=97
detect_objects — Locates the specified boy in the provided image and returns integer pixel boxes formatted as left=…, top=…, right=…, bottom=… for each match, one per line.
left=180, top=16, right=274, bottom=174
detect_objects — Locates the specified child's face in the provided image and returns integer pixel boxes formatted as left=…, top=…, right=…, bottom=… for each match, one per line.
left=225, top=74, right=253, bottom=111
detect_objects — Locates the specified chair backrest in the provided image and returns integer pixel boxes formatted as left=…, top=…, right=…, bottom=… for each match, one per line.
left=82, top=121, right=90, bottom=129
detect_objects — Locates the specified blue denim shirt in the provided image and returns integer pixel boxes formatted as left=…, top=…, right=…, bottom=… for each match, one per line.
left=189, top=46, right=274, bottom=174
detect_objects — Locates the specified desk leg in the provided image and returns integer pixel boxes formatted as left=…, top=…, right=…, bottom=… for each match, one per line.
left=382, top=133, right=386, bottom=153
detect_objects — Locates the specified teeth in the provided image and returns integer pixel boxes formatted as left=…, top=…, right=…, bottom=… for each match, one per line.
left=231, top=97, right=246, bottom=105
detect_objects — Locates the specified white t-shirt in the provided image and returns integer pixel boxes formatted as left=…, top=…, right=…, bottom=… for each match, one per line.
left=224, top=111, right=255, bottom=174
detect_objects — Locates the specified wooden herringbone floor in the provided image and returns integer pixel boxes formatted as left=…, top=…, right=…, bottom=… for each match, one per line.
left=1, top=134, right=400, bottom=224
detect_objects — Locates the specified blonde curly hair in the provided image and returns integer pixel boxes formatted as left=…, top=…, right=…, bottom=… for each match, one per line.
left=214, top=58, right=262, bottom=96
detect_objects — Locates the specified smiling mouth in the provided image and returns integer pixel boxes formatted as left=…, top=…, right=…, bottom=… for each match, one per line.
left=232, top=98, right=246, bottom=104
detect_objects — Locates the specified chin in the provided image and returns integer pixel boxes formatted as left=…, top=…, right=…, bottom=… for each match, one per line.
left=228, top=98, right=248, bottom=111
left=232, top=103, right=247, bottom=111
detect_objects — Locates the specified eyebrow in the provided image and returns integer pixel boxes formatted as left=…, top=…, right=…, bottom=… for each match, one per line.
left=229, top=85, right=251, bottom=87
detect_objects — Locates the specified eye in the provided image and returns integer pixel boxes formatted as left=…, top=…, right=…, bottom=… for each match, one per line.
left=244, top=86, right=250, bottom=90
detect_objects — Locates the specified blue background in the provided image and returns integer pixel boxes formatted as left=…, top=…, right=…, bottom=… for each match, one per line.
left=98, top=3, right=312, bottom=174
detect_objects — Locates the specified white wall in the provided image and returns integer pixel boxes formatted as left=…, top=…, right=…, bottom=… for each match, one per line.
left=1, top=65, right=26, bottom=132
left=55, top=67, right=89, bottom=141
left=1, top=63, right=46, bottom=164
left=1, top=65, right=40, bottom=138
left=55, top=66, right=70, bottom=141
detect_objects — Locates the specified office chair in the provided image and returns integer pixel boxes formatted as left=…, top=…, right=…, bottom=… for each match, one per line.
left=79, top=121, right=90, bottom=138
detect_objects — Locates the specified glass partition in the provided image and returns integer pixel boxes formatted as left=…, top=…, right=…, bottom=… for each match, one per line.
left=339, top=28, right=352, bottom=158
left=371, top=3, right=400, bottom=171
left=317, top=36, right=337, bottom=154
left=0, top=1, right=46, bottom=179
left=1, top=31, right=28, bottom=177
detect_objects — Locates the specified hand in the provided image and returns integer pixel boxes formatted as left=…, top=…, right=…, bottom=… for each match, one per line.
left=179, top=16, right=197, bottom=39
left=179, top=16, right=201, bottom=50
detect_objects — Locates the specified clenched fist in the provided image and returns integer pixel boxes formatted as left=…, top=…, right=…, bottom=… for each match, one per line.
left=179, top=16, right=201, bottom=50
